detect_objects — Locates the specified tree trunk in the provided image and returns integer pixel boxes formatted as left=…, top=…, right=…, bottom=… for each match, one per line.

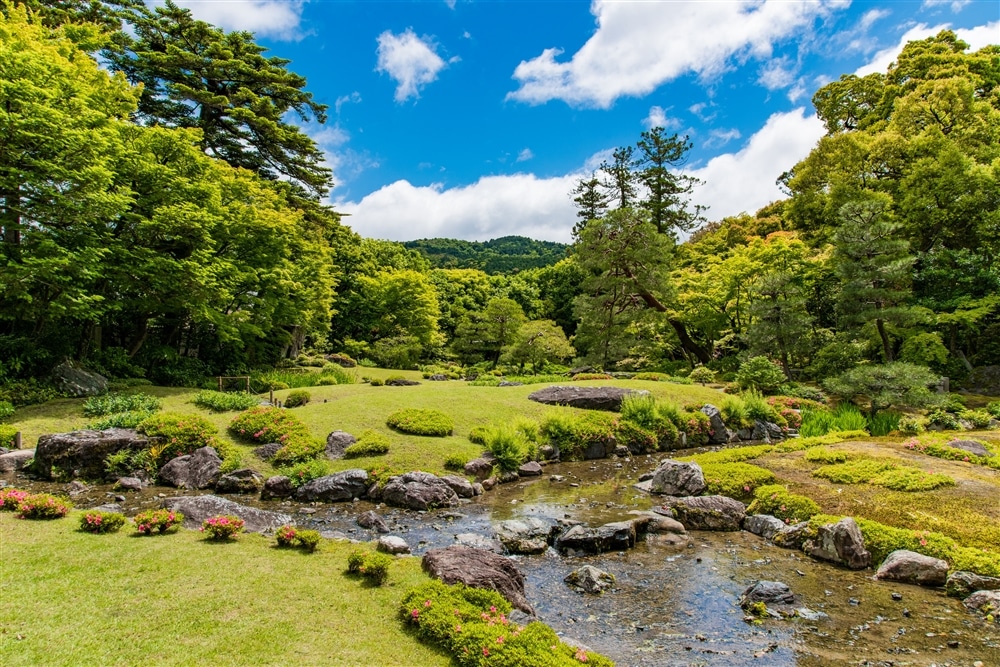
left=128, top=318, right=149, bottom=358
left=875, top=318, right=893, bottom=362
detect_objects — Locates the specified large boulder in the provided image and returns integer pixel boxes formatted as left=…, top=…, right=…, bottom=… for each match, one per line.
left=751, top=420, right=785, bottom=443
left=381, top=471, right=458, bottom=510
left=700, top=405, right=730, bottom=444
left=947, top=440, right=993, bottom=458
left=555, top=521, right=636, bottom=555
left=963, top=590, right=1000, bottom=617
left=52, top=361, right=107, bottom=397
left=744, top=514, right=787, bottom=541
left=261, top=475, right=294, bottom=499
left=875, top=550, right=949, bottom=587
left=946, top=571, right=1000, bottom=598
left=34, top=428, right=148, bottom=480
left=494, top=518, right=555, bottom=554
left=422, top=545, right=533, bottom=615
left=659, top=495, right=746, bottom=531
left=0, top=449, right=34, bottom=473
left=464, top=456, right=495, bottom=481
left=565, top=565, right=615, bottom=594
left=161, top=495, right=292, bottom=533
left=803, top=518, right=871, bottom=570
left=648, top=460, right=706, bottom=496
left=325, top=431, right=357, bottom=460
left=253, top=443, right=282, bottom=461
left=295, top=469, right=369, bottom=502
left=158, top=447, right=222, bottom=490
left=527, top=386, right=648, bottom=412
left=215, top=468, right=264, bottom=495
left=440, top=475, right=477, bottom=498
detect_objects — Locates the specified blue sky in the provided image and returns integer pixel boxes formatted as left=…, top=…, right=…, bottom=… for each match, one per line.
left=170, top=0, right=998, bottom=243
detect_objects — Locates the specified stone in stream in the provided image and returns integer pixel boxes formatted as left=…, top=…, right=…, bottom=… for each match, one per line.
left=295, top=469, right=369, bottom=502
left=745, top=514, right=787, bottom=541
left=627, top=511, right=686, bottom=534
left=565, top=565, right=616, bottom=594
left=158, top=446, right=222, bottom=490
left=65, top=480, right=89, bottom=497
left=262, top=475, right=294, bottom=499
left=0, top=449, right=34, bottom=473
left=963, top=590, right=1000, bottom=617
left=114, top=477, right=144, bottom=492
left=34, top=428, right=147, bottom=480
left=454, top=532, right=505, bottom=554
left=356, top=510, right=390, bottom=533
left=324, top=431, right=357, bottom=460
left=946, top=571, right=1000, bottom=598
left=422, top=545, right=534, bottom=615
left=161, top=495, right=292, bottom=533
left=381, top=471, right=459, bottom=510
left=494, top=518, right=555, bottom=554
left=946, top=440, right=993, bottom=458
left=518, top=461, right=543, bottom=477
left=555, top=521, right=636, bottom=555
left=739, top=580, right=794, bottom=608
left=659, top=495, right=746, bottom=532
left=527, top=385, right=648, bottom=412
left=700, top=405, right=731, bottom=444
left=803, top=517, right=871, bottom=570
left=647, top=459, right=706, bottom=496
left=440, top=474, right=477, bottom=498
left=215, top=468, right=264, bottom=495
left=464, top=456, right=495, bottom=481
left=772, top=521, right=811, bottom=549
left=875, top=550, right=950, bottom=587
left=377, top=535, right=410, bottom=555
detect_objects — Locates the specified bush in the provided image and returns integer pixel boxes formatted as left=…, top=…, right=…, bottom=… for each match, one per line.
left=228, top=406, right=322, bottom=465
left=633, top=372, right=668, bottom=381
left=444, top=454, right=470, bottom=471
left=344, top=430, right=391, bottom=458
left=823, top=362, right=940, bottom=417
left=902, top=437, right=1000, bottom=470
left=720, top=395, right=752, bottom=431
left=138, top=413, right=220, bottom=467
left=683, top=445, right=775, bottom=465
left=133, top=509, right=183, bottom=535
left=898, top=415, right=927, bottom=435
left=926, top=409, right=961, bottom=430
left=295, top=529, right=321, bottom=552
left=571, top=373, right=613, bottom=381
left=987, top=401, right=1000, bottom=419
left=544, top=411, right=616, bottom=461
left=512, top=417, right=539, bottom=443
left=689, top=366, right=716, bottom=385
left=700, top=462, right=775, bottom=498
left=347, top=549, right=392, bottom=585
left=748, top=484, right=821, bottom=523
left=735, top=357, right=786, bottom=394
left=468, top=425, right=489, bottom=445
left=80, top=511, right=127, bottom=534
left=483, top=425, right=528, bottom=472
left=104, top=449, right=156, bottom=479
left=192, top=390, right=260, bottom=412
left=284, top=390, right=311, bottom=408
left=804, top=447, right=848, bottom=464
left=678, top=410, right=712, bottom=447
left=369, top=378, right=384, bottom=387
left=386, top=409, right=454, bottom=437
left=960, top=409, right=993, bottom=429
left=201, top=515, right=245, bottom=540
left=0, top=424, right=19, bottom=448
left=0, top=399, right=14, bottom=421
left=319, top=364, right=356, bottom=385
left=17, top=493, right=71, bottom=520
left=88, top=409, right=157, bottom=430
left=0, top=378, right=60, bottom=407
left=275, top=524, right=299, bottom=547
left=278, top=459, right=332, bottom=488
left=0, top=488, right=29, bottom=511
left=84, top=392, right=161, bottom=417
left=741, top=389, right=783, bottom=425
left=614, top=420, right=658, bottom=454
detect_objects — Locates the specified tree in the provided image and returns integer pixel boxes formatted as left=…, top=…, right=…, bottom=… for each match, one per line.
left=833, top=199, right=915, bottom=362
left=105, top=0, right=331, bottom=198
left=570, top=174, right=609, bottom=238
left=600, top=146, right=637, bottom=209
left=823, top=362, right=940, bottom=417
left=501, top=320, right=575, bottom=371
left=452, top=298, right=527, bottom=366
left=634, top=128, right=704, bottom=238
left=746, top=272, right=813, bottom=380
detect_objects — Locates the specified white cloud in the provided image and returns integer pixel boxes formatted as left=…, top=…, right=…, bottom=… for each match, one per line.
left=704, top=128, right=742, bottom=149
left=856, top=20, right=1000, bottom=76
left=507, top=0, right=849, bottom=108
left=334, top=92, right=362, bottom=114
left=445, top=0, right=456, bottom=9
left=758, top=57, right=798, bottom=90
left=516, top=148, right=534, bottom=162
left=922, top=0, right=971, bottom=12
left=860, top=8, right=891, bottom=31
left=169, top=0, right=304, bottom=40
left=376, top=29, right=449, bottom=102
left=644, top=105, right=681, bottom=130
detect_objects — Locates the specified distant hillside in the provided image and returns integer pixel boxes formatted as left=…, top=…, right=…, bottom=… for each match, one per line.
left=403, top=236, right=570, bottom=273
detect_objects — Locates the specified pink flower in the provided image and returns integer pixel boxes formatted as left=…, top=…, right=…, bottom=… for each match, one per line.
left=482, top=648, right=489, bottom=657
left=496, top=636, right=504, bottom=644
left=410, top=609, right=420, bottom=619
left=575, top=648, right=589, bottom=662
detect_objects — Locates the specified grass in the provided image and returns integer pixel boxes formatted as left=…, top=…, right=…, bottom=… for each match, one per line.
left=0, top=512, right=450, bottom=667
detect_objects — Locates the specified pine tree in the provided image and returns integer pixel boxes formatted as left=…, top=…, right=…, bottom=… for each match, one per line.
left=634, top=128, right=704, bottom=238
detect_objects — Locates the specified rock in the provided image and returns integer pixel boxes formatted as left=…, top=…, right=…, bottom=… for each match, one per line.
left=555, top=521, right=636, bottom=555
left=440, top=475, right=476, bottom=498
left=65, top=480, right=89, bottom=497
left=357, top=510, right=390, bottom=533
left=772, top=522, right=811, bottom=549
left=377, top=535, right=410, bottom=555
left=660, top=495, right=746, bottom=531
left=0, top=449, right=35, bottom=473
left=966, top=365, right=1000, bottom=395
left=472, top=483, right=484, bottom=496
left=539, top=444, right=558, bottom=460
left=34, top=429, right=147, bottom=480
left=324, top=353, right=357, bottom=368
left=158, top=447, right=222, bottom=490
left=428, top=374, right=448, bottom=381
left=527, top=386, right=649, bottom=412
left=0, top=447, right=8, bottom=456
left=161, top=495, right=292, bottom=533
left=114, top=477, right=144, bottom=492
left=498, top=471, right=520, bottom=484
left=739, top=581, right=794, bottom=608
left=947, top=440, right=993, bottom=458
left=518, top=461, right=543, bottom=477
left=52, top=361, right=107, bottom=397
left=92, top=503, right=123, bottom=513
left=454, top=533, right=505, bottom=554
left=804, top=518, right=871, bottom=570
left=946, top=571, right=1000, bottom=598
left=648, top=459, right=706, bottom=496
left=422, top=545, right=533, bottom=615
left=963, top=590, right=1000, bottom=616
left=581, top=435, right=617, bottom=460
left=613, top=445, right=631, bottom=458
left=745, top=514, right=788, bottom=541
left=253, top=443, right=282, bottom=461
left=494, top=518, right=554, bottom=554
left=215, top=468, right=264, bottom=495
left=700, top=405, right=730, bottom=444
left=627, top=511, right=686, bottom=534
left=565, top=565, right=615, bottom=594
left=796, top=608, right=829, bottom=621
left=481, top=477, right=497, bottom=491
left=325, top=431, right=357, bottom=460
left=261, top=475, right=294, bottom=499
left=381, top=471, right=458, bottom=510
left=385, top=378, right=420, bottom=386
left=464, top=457, right=495, bottom=481
left=497, top=381, right=523, bottom=387
left=875, top=550, right=950, bottom=587
left=295, top=469, right=369, bottom=502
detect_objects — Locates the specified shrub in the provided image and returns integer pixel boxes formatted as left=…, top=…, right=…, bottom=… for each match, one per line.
left=228, top=406, right=321, bottom=465
left=571, top=373, right=613, bottom=380
left=386, top=409, right=454, bottom=437
left=283, top=390, right=311, bottom=408
left=295, top=529, right=321, bottom=552
left=483, top=425, right=528, bottom=472
left=804, top=447, right=848, bottom=464
left=0, top=399, right=14, bottom=421
left=561, top=412, right=616, bottom=461
left=279, top=459, right=332, bottom=488
left=926, top=409, right=961, bottom=430
left=960, top=409, right=993, bottom=429
left=0, top=424, right=19, bottom=448
left=17, top=493, right=71, bottom=520
left=80, top=511, right=127, bottom=534
left=0, top=488, right=29, bottom=511
left=369, top=378, right=384, bottom=387
left=735, top=356, right=786, bottom=394
left=444, top=454, right=470, bottom=471
left=319, top=364, right=356, bottom=385
left=347, top=549, right=392, bottom=585
left=823, top=362, right=940, bottom=417
left=468, top=425, right=489, bottom=445
left=614, top=420, right=658, bottom=454
left=679, top=410, right=712, bottom=447
left=344, top=430, right=391, bottom=458
left=104, top=448, right=156, bottom=479
left=201, top=515, right=245, bottom=540
left=748, top=485, right=821, bottom=523
left=700, top=462, right=775, bottom=498
left=83, top=392, right=161, bottom=417
left=688, top=366, right=716, bottom=385
left=898, top=415, right=927, bottom=435
left=192, top=390, right=260, bottom=412
left=633, top=372, right=667, bottom=381
left=512, top=417, right=540, bottom=443
left=741, top=389, right=783, bottom=425
left=137, top=412, right=220, bottom=467
left=665, top=375, right=693, bottom=385
left=720, top=395, right=752, bottom=431
left=276, top=524, right=299, bottom=547
left=941, top=393, right=967, bottom=413
left=88, top=409, right=157, bottom=430
left=987, top=401, right=1000, bottom=419
left=133, top=509, right=183, bottom=535
left=902, top=437, right=1000, bottom=470
left=0, top=378, right=59, bottom=407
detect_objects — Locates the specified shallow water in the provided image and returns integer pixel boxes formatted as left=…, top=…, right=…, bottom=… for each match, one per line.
left=8, top=455, right=1000, bottom=666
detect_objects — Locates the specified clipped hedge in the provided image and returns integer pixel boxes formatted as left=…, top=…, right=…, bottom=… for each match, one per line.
left=386, top=409, right=454, bottom=437
left=192, top=390, right=260, bottom=413
left=748, top=484, right=821, bottom=523
left=344, top=430, right=391, bottom=458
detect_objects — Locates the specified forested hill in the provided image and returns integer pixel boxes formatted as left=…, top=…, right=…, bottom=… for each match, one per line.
left=402, top=236, right=569, bottom=273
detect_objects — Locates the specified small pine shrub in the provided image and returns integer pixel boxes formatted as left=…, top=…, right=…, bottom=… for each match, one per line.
left=347, top=549, right=391, bottom=585
left=960, top=409, right=993, bottom=429
left=83, top=392, right=161, bottom=417
left=0, top=488, right=29, bottom=511
left=386, top=409, right=454, bottom=436
left=689, top=366, right=716, bottom=385
left=17, top=493, right=71, bottom=520
left=201, top=515, right=245, bottom=540
left=941, top=393, right=967, bottom=413
left=80, top=511, right=127, bottom=534
left=748, top=484, right=820, bottom=523
left=0, top=424, right=19, bottom=448
left=804, top=447, right=849, bottom=464
left=192, top=391, right=260, bottom=412
left=468, top=425, right=489, bottom=445
left=134, top=509, right=183, bottom=535
left=0, top=399, right=14, bottom=421
left=284, top=389, right=311, bottom=408
left=295, top=529, right=321, bottom=552
left=926, top=409, right=962, bottom=430
left=344, top=430, right=391, bottom=458
left=137, top=413, right=220, bottom=466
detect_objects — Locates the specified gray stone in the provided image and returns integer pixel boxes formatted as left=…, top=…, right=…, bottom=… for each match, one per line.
left=481, top=476, right=497, bottom=491
left=215, top=468, right=264, bottom=495
left=64, top=480, right=89, bottom=497
left=947, top=440, right=993, bottom=458
left=946, top=571, right=1000, bottom=598
left=739, top=580, right=794, bottom=608
left=377, top=535, right=410, bottom=555
left=497, top=381, right=523, bottom=387
left=875, top=550, right=950, bottom=587
left=498, top=471, right=520, bottom=484
left=262, top=475, right=294, bottom=499
left=381, top=471, right=458, bottom=510
left=471, top=483, right=484, bottom=496
left=700, top=405, right=730, bottom=444
left=627, top=511, right=686, bottom=534
left=92, top=503, right=122, bottom=513
left=796, top=608, right=829, bottom=621
left=325, top=431, right=357, bottom=460
left=581, top=435, right=617, bottom=460
left=422, top=545, right=533, bottom=615
left=464, top=457, right=495, bottom=481
left=494, top=518, right=554, bottom=554
left=114, top=477, right=144, bottom=492
left=428, top=374, right=448, bottom=381
left=565, top=565, right=615, bottom=594
left=34, top=429, right=147, bottom=480
left=963, top=589, right=1000, bottom=616
left=161, top=495, right=292, bottom=533
left=518, top=461, right=543, bottom=477
left=357, top=510, right=390, bottom=533
left=158, top=447, right=222, bottom=490
left=745, top=514, right=788, bottom=541
left=253, top=443, right=282, bottom=461
left=454, top=533, right=505, bottom=554
left=295, top=469, right=369, bottom=502
left=385, top=378, right=420, bottom=386
left=0, top=449, right=35, bottom=473
left=648, top=459, right=706, bottom=496
left=660, top=495, right=746, bottom=531
left=555, top=521, right=636, bottom=555
left=772, top=521, right=811, bottom=549
left=804, top=518, right=871, bottom=570
left=538, top=444, right=558, bottom=460
left=440, top=475, right=476, bottom=498
left=52, top=362, right=107, bottom=397
left=527, top=385, right=649, bottom=412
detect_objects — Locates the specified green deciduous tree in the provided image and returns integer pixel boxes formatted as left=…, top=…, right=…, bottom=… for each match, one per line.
left=746, top=271, right=813, bottom=381
left=452, top=297, right=526, bottom=366
left=501, top=320, right=575, bottom=371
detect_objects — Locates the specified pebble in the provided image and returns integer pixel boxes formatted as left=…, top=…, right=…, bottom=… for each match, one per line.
left=947, top=640, right=959, bottom=648
left=849, top=598, right=860, bottom=606
left=903, top=608, right=911, bottom=617
left=891, top=592, right=903, bottom=601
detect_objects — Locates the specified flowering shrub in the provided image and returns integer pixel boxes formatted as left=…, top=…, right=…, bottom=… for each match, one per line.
left=80, top=511, right=127, bottom=534
left=137, top=413, right=220, bottom=466
left=274, top=525, right=320, bottom=551
left=926, top=409, right=961, bottom=431
left=201, top=515, right=245, bottom=540
left=17, top=493, right=71, bottom=519
left=343, top=430, right=391, bottom=458
left=386, top=409, right=454, bottom=437
left=347, top=549, right=391, bottom=585
left=902, top=437, right=1000, bottom=470
left=748, top=484, right=821, bottom=523
left=228, top=407, right=322, bottom=465
left=0, top=488, right=29, bottom=511
left=134, top=509, right=183, bottom=535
